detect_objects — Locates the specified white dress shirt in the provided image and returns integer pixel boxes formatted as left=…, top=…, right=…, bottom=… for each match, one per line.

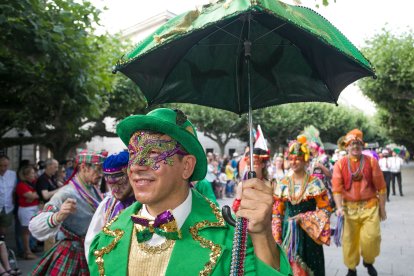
left=0, top=170, right=17, bottom=214
left=378, top=157, right=390, bottom=172
left=389, top=156, right=404, bottom=173
left=141, top=190, right=192, bottom=246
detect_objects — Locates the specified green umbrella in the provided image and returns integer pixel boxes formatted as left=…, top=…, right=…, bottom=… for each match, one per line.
left=115, top=0, right=374, bottom=114
left=114, top=0, right=375, bottom=274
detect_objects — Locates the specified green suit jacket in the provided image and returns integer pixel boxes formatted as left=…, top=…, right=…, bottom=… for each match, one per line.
left=194, top=179, right=217, bottom=204
left=88, top=190, right=292, bottom=275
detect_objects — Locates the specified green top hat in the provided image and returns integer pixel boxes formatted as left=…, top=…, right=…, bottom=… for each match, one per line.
left=116, top=108, right=207, bottom=181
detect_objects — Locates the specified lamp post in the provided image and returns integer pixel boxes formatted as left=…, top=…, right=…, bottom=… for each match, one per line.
left=18, top=131, right=24, bottom=164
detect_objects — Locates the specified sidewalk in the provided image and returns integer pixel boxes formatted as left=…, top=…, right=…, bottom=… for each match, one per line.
left=324, top=162, right=414, bottom=276
left=14, top=163, right=414, bottom=275
left=217, top=163, right=414, bottom=276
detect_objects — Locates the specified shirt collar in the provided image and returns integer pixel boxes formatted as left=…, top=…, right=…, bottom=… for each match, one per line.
left=141, top=190, right=192, bottom=230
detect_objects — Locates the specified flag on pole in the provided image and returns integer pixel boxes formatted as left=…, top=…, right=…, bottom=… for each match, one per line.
left=254, top=125, right=268, bottom=152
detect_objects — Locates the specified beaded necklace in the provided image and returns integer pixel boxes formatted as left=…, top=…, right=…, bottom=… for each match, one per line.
left=72, top=175, right=101, bottom=210
left=347, top=155, right=364, bottom=181
left=287, top=172, right=309, bottom=205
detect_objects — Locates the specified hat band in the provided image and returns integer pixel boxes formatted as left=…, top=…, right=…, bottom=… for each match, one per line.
left=103, top=165, right=128, bottom=174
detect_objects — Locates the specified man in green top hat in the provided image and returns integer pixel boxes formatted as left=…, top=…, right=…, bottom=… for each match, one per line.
left=88, top=108, right=291, bottom=275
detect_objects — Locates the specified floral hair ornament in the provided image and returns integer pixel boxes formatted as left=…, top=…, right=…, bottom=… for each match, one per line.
left=288, top=135, right=310, bottom=162
left=128, top=131, right=188, bottom=170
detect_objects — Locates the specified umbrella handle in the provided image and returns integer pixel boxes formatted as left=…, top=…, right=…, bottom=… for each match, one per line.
left=222, top=205, right=236, bottom=226
left=222, top=171, right=256, bottom=227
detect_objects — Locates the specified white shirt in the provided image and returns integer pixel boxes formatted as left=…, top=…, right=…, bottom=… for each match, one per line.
left=0, top=170, right=17, bottom=214
left=84, top=196, right=111, bottom=262
left=378, top=157, right=390, bottom=172
left=218, top=172, right=227, bottom=184
left=141, top=190, right=192, bottom=246
left=389, top=156, right=404, bottom=173
left=205, top=164, right=217, bottom=182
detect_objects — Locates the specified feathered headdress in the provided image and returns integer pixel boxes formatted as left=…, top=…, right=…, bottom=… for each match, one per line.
left=303, top=125, right=324, bottom=153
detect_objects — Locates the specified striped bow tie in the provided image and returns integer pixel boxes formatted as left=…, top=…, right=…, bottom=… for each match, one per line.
left=131, top=210, right=182, bottom=243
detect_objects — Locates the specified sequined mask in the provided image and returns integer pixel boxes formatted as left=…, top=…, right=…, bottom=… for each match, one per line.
left=104, top=172, right=128, bottom=186
left=128, top=131, right=187, bottom=170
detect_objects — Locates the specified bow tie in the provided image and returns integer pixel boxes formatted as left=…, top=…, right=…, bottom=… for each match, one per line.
left=131, top=210, right=182, bottom=243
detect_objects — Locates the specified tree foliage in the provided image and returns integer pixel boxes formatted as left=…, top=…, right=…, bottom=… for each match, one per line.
left=0, top=0, right=146, bottom=160
left=359, top=29, right=414, bottom=153
left=245, top=103, right=382, bottom=151
left=171, top=104, right=245, bottom=155
left=171, top=102, right=382, bottom=155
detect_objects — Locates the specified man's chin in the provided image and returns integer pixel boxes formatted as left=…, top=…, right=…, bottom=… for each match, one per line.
left=114, top=194, right=128, bottom=201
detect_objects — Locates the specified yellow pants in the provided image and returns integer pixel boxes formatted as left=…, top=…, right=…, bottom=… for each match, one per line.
left=342, top=200, right=381, bottom=269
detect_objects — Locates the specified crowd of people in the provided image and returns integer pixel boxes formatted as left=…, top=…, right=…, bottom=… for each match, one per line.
left=0, top=107, right=409, bottom=275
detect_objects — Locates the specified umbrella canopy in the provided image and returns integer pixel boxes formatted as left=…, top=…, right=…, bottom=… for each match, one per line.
left=115, top=0, right=375, bottom=115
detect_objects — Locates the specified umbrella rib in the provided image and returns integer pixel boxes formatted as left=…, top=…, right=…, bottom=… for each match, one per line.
left=196, top=43, right=247, bottom=46
left=253, top=22, right=288, bottom=43
left=196, top=43, right=293, bottom=46
left=197, top=17, right=243, bottom=44
left=235, top=16, right=247, bottom=115
left=213, top=25, right=241, bottom=41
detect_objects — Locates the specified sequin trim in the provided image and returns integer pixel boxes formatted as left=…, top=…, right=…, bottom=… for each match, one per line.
left=189, top=197, right=226, bottom=276
left=293, top=254, right=315, bottom=276
left=137, top=238, right=175, bottom=254
left=94, top=214, right=124, bottom=276
left=378, top=188, right=387, bottom=195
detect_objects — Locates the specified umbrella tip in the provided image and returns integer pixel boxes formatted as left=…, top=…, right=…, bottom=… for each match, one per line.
left=112, top=66, right=118, bottom=74
left=372, top=74, right=378, bottom=80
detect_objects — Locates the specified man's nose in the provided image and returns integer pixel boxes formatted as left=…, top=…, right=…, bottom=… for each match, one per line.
left=129, top=163, right=150, bottom=172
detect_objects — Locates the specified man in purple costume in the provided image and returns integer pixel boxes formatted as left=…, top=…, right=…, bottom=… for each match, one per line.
left=84, top=150, right=135, bottom=260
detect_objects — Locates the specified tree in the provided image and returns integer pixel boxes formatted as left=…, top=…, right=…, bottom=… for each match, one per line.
left=0, top=0, right=146, bottom=160
left=174, top=104, right=245, bottom=156
left=165, top=102, right=382, bottom=156
left=359, top=29, right=414, bottom=154
left=236, top=103, right=383, bottom=152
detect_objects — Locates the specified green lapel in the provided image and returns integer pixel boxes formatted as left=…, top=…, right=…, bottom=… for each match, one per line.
left=166, top=189, right=229, bottom=275
left=98, top=201, right=143, bottom=275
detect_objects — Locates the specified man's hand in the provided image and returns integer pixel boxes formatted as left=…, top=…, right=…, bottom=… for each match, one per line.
left=236, top=178, right=273, bottom=234
left=379, top=206, right=387, bottom=221
left=236, top=178, right=280, bottom=270
left=335, top=207, right=344, bottom=217
left=55, top=198, right=77, bottom=223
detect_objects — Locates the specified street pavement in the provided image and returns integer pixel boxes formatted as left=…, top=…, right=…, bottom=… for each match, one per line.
left=13, top=163, right=414, bottom=275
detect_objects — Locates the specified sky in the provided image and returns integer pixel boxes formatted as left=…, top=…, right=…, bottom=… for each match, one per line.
left=91, top=0, right=413, bottom=115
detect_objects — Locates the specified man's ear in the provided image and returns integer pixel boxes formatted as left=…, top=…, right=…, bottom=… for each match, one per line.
left=182, top=155, right=197, bottom=180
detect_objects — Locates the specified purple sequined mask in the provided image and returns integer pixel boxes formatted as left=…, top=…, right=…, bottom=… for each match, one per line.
left=104, top=171, right=128, bottom=186
left=128, top=131, right=187, bottom=170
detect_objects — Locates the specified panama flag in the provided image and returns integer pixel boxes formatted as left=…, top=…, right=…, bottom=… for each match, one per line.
left=254, top=125, right=268, bottom=152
